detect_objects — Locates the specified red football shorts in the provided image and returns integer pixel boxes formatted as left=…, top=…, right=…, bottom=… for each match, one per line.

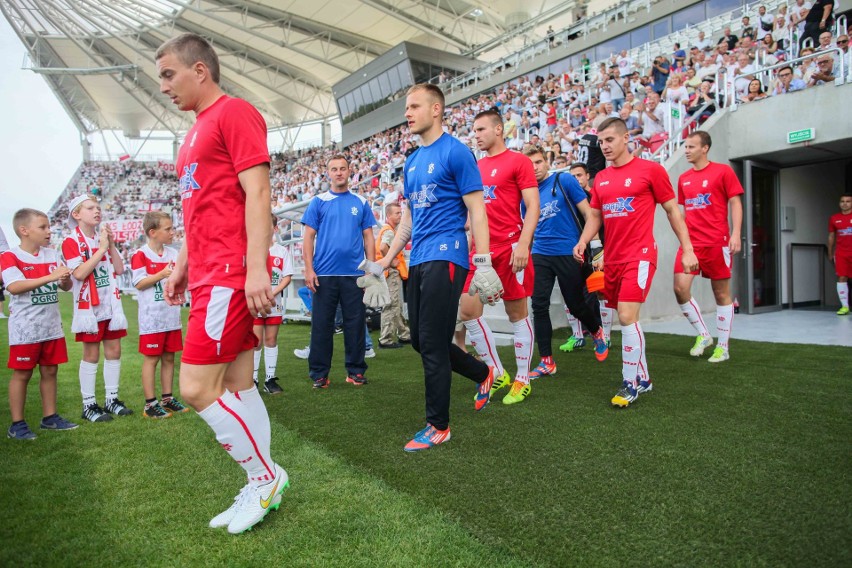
left=139, top=329, right=184, bottom=356
left=75, top=319, right=128, bottom=343
left=674, top=246, right=732, bottom=280
left=253, top=315, right=283, bottom=326
left=463, top=243, right=534, bottom=301
left=835, top=253, right=852, bottom=278
left=604, top=260, right=657, bottom=305
left=8, top=338, right=68, bottom=370
left=182, top=286, right=258, bottom=365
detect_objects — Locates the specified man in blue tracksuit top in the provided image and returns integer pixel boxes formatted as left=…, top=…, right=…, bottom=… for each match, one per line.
left=301, top=155, right=376, bottom=388
left=521, top=146, right=608, bottom=381
left=377, top=84, right=505, bottom=452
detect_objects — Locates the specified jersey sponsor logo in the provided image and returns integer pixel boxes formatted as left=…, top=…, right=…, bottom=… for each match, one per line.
left=153, top=281, right=164, bottom=302
left=837, top=228, right=852, bottom=236
left=180, top=163, right=201, bottom=196
left=482, top=185, right=497, bottom=202
left=598, top=180, right=610, bottom=186
left=602, top=197, right=635, bottom=217
left=540, top=200, right=561, bottom=220
left=427, top=163, right=435, bottom=174
left=685, top=193, right=712, bottom=209
left=94, top=265, right=110, bottom=289
left=409, top=184, right=438, bottom=209
left=31, top=281, right=59, bottom=306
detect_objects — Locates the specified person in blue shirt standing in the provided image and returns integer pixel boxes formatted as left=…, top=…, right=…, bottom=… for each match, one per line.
left=378, top=84, right=504, bottom=452
left=522, top=147, right=609, bottom=381
left=301, top=155, right=376, bottom=388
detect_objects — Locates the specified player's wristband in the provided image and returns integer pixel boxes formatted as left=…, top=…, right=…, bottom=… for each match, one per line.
left=472, top=253, right=493, bottom=268
left=590, top=240, right=602, bottom=249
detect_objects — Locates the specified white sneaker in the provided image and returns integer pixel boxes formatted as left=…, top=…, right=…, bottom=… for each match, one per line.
left=365, top=348, right=376, bottom=358
left=227, top=464, right=289, bottom=534
left=209, top=484, right=283, bottom=529
left=689, top=335, right=714, bottom=357
left=0, top=313, right=7, bottom=319
left=293, top=346, right=310, bottom=359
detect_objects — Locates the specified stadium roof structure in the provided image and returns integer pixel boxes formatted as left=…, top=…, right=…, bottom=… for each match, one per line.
left=1, top=0, right=583, bottom=138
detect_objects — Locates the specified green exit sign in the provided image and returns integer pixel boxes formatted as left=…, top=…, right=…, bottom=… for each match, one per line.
left=787, top=128, right=815, bottom=144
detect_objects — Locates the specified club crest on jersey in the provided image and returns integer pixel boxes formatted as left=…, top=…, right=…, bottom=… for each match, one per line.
left=428, top=163, right=435, bottom=174
left=602, top=197, right=635, bottom=217
left=540, top=200, right=561, bottom=220
left=482, top=185, right=497, bottom=202
left=273, top=258, right=281, bottom=267
left=491, top=168, right=498, bottom=177
left=624, top=178, right=632, bottom=187
left=351, top=207, right=358, bottom=215
left=409, top=184, right=438, bottom=209
left=180, top=163, right=201, bottom=195
left=685, top=193, right=712, bottom=209
left=702, top=179, right=709, bottom=188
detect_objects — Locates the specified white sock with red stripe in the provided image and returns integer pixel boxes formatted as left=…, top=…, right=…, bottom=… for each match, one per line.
left=621, top=323, right=643, bottom=387
left=104, top=359, right=120, bottom=403
left=252, top=349, right=262, bottom=382
left=564, top=306, right=584, bottom=338
left=236, top=385, right=271, bottom=448
left=599, top=300, right=614, bottom=342
left=463, top=317, right=504, bottom=376
left=198, top=390, right=275, bottom=486
left=264, top=346, right=278, bottom=380
left=838, top=283, right=849, bottom=308
left=79, top=361, right=98, bottom=408
left=679, top=297, right=710, bottom=337
left=512, top=317, right=534, bottom=384
left=716, top=303, right=734, bottom=351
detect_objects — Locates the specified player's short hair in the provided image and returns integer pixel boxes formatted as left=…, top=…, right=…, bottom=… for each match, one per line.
left=407, top=83, right=445, bottom=111
left=522, top=144, right=545, bottom=159
left=384, top=202, right=401, bottom=216
left=688, top=130, right=712, bottom=149
left=155, top=33, right=220, bottom=84
left=597, top=117, right=628, bottom=135
left=12, top=208, right=48, bottom=238
left=143, top=211, right=171, bottom=235
left=327, top=154, right=349, bottom=167
left=841, top=193, right=852, bottom=199
left=474, top=109, right=503, bottom=126
left=569, top=162, right=589, bottom=174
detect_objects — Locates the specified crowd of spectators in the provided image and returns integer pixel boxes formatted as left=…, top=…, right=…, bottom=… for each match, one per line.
left=48, top=3, right=848, bottom=252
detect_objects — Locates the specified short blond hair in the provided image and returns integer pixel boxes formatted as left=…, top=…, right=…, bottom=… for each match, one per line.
left=12, top=208, right=48, bottom=238
left=143, top=211, right=171, bottom=235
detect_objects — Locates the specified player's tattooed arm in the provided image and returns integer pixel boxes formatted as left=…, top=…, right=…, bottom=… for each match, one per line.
left=378, top=206, right=412, bottom=269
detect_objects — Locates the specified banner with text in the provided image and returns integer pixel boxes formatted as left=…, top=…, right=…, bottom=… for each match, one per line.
left=104, top=218, right=144, bottom=242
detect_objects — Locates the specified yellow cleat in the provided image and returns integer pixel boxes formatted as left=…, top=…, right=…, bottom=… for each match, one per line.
left=489, top=370, right=511, bottom=397
left=502, top=380, right=531, bottom=405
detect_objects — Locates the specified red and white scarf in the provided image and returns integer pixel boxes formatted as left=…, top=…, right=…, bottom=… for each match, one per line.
left=70, top=226, right=127, bottom=333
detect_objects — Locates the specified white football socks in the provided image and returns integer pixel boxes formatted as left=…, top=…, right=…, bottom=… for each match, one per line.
left=679, top=297, right=710, bottom=337
left=199, top=390, right=275, bottom=486
left=103, top=359, right=121, bottom=403
left=264, top=346, right=278, bottom=380
left=512, top=317, right=534, bottom=384
left=716, top=303, right=734, bottom=351
left=838, top=282, right=849, bottom=309
left=621, top=323, right=646, bottom=387
left=463, top=317, right=504, bottom=376
left=79, top=360, right=98, bottom=408
left=252, top=349, right=262, bottom=382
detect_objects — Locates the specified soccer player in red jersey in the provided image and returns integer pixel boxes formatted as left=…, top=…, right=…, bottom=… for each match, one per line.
left=459, top=109, right=540, bottom=405
left=574, top=117, right=698, bottom=407
left=829, top=193, right=852, bottom=315
left=156, top=33, right=287, bottom=534
left=673, top=131, right=743, bottom=363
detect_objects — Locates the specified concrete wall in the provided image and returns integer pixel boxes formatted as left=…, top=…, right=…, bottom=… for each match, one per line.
left=779, top=162, right=847, bottom=306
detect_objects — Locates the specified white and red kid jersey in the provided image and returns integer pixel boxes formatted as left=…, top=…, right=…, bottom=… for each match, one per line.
left=829, top=212, right=852, bottom=256
left=0, top=247, right=65, bottom=345
left=131, top=245, right=182, bottom=335
left=477, top=150, right=538, bottom=247
left=62, top=233, right=114, bottom=322
left=265, top=243, right=294, bottom=318
left=590, top=157, right=675, bottom=266
left=678, top=162, right=744, bottom=247
left=176, top=95, right=270, bottom=291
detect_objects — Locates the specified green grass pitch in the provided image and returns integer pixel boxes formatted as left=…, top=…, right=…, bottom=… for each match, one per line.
left=0, top=295, right=849, bottom=567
